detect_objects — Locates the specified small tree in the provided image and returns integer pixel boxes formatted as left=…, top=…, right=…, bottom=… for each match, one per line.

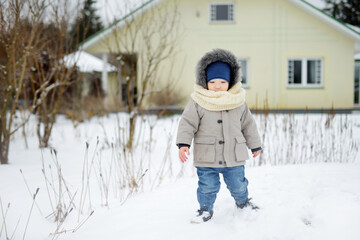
left=104, top=0, right=182, bottom=150
left=30, top=52, right=78, bottom=148
left=29, top=1, right=81, bottom=148
left=0, top=0, right=48, bottom=164
left=0, top=0, right=83, bottom=163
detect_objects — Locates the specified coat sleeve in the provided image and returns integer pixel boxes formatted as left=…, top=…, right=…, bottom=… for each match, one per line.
left=176, top=99, right=200, bottom=147
left=240, top=102, right=262, bottom=150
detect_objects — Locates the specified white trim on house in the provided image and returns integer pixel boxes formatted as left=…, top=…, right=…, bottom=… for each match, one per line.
left=101, top=53, right=109, bottom=94
left=287, top=0, right=360, bottom=52
left=286, top=57, right=324, bottom=88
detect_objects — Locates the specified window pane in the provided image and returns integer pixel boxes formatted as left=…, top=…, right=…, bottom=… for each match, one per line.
left=293, top=60, right=302, bottom=84
left=307, top=60, right=316, bottom=84
left=239, top=60, right=247, bottom=84
left=216, top=5, right=229, bottom=20
left=355, top=64, right=360, bottom=104
left=307, top=60, right=321, bottom=84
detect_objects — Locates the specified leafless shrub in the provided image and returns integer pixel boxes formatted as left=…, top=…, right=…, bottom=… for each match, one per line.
left=29, top=0, right=84, bottom=149
left=102, top=0, right=183, bottom=150
left=0, top=0, right=83, bottom=163
left=0, top=199, right=15, bottom=240
left=41, top=149, right=77, bottom=224
left=0, top=188, right=39, bottom=240
left=18, top=148, right=94, bottom=239
left=78, top=141, right=97, bottom=217
left=0, top=0, right=47, bottom=164
left=251, top=111, right=359, bottom=166
left=82, top=112, right=180, bottom=206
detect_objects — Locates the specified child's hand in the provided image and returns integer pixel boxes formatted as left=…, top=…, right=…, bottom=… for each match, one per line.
left=179, top=147, right=190, bottom=163
left=252, top=150, right=261, bottom=158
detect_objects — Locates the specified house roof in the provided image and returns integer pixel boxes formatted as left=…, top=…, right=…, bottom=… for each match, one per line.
left=64, top=51, right=117, bottom=72
left=80, top=0, right=360, bottom=52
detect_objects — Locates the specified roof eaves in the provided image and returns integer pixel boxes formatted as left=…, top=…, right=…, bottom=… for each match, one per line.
left=79, top=0, right=159, bottom=51
left=288, top=0, right=360, bottom=41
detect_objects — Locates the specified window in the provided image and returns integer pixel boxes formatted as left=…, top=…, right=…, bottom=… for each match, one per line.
left=238, top=59, right=249, bottom=87
left=288, top=58, right=323, bottom=87
left=355, top=62, right=360, bottom=105
left=210, top=3, right=234, bottom=22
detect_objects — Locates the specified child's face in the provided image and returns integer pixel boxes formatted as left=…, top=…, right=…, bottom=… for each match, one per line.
left=207, top=78, right=229, bottom=92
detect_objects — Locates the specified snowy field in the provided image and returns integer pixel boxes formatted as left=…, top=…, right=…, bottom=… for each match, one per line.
left=1, top=112, right=360, bottom=240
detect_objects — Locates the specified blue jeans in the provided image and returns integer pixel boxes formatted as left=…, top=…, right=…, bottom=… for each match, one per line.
left=196, top=166, right=248, bottom=211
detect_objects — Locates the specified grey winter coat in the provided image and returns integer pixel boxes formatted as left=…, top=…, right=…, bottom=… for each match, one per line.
left=176, top=49, right=262, bottom=168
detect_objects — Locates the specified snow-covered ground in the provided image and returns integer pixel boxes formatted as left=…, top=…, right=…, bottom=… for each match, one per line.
left=1, top=112, right=360, bottom=240
left=70, top=163, right=360, bottom=240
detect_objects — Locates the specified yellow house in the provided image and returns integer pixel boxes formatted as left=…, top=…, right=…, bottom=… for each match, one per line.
left=81, top=0, right=360, bottom=110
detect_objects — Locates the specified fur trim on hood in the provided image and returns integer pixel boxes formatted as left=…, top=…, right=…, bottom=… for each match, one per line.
left=196, top=49, right=240, bottom=89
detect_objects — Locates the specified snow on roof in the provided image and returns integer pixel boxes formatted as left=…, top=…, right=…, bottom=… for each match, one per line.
left=64, top=51, right=117, bottom=73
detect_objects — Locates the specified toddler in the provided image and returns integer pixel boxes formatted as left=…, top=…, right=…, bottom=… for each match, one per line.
left=176, top=49, right=262, bottom=223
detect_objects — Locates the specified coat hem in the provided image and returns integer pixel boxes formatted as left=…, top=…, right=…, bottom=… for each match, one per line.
left=193, top=160, right=246, bottom=168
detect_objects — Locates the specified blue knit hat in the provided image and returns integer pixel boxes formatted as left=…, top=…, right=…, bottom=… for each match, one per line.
left=206, top=61, right=231, bottom=83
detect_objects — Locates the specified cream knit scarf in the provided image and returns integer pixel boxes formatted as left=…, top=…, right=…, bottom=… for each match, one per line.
left=191, top=82, right=246, bottom=111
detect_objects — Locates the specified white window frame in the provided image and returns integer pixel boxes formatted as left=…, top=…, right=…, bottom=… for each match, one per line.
left=287, top=58, right=323, bottom=88
left=238, top=58, right=250, bottom=88
left=209, top=2, right=235, bottom=23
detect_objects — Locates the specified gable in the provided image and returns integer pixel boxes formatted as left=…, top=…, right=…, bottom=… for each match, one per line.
left=80, top=0, right=360, bottom=53
left=288, top=0, right=360, bottom=52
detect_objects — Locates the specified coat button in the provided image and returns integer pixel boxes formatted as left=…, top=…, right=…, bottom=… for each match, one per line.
left=217, top=120, right=222, bottom=123
left=219, top=140, right=224, bottom=144
left=219, top=161, right=223, bottom=165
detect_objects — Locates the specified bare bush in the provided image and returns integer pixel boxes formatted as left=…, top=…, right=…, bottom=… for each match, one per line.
left=0, top=0, right=82, bottom=163
left=103, top=0, right=183, bottom=150
left=29, top=1, right=82, bottom=148
left=251, top=112, right=359, bottom=166
left=18, top=148, right=94, bottom=239
left=0, top=0, right=47, bottom=164
left=79, top=113, right=180, bottom=206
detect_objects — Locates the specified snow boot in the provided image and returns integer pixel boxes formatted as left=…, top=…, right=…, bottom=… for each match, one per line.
left=236, top=198, right=259, bottom=210
left=190, top=209, right=214, bottom=224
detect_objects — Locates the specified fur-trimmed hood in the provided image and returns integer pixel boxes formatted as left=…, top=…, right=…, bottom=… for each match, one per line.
left=196, top=49, right=240, bottom=89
